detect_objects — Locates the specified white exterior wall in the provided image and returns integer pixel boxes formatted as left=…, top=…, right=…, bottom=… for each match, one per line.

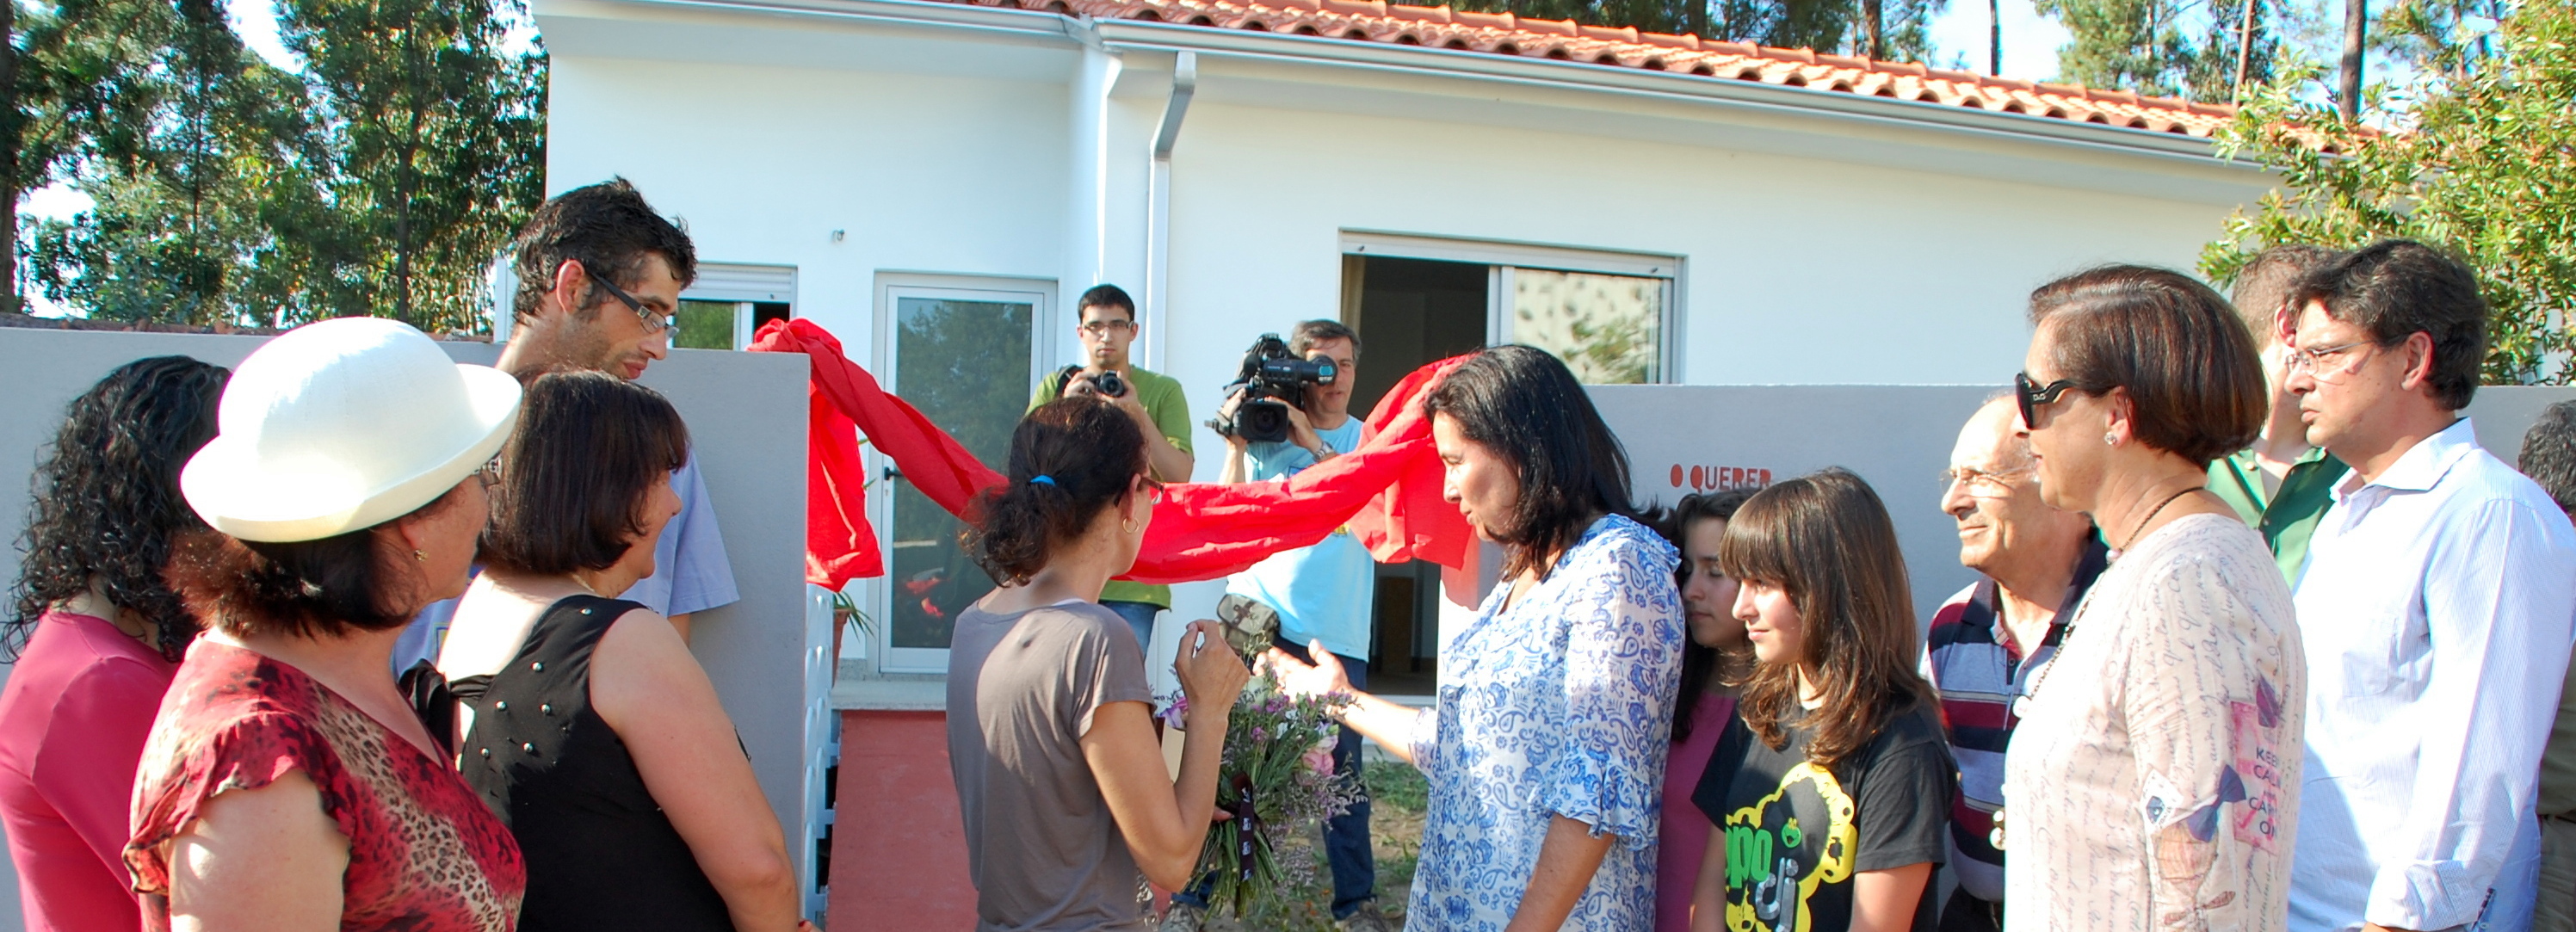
left=1153, top=97, right=2239, bottom=401
left=546, top=55, right=1078, bottom=350
left=541, top=0, right=2273, bottom=475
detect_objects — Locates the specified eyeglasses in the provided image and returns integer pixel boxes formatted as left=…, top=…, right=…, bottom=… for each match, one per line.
left=1078, top=319, right=1138, bottom=337
left=1941, top=466, right=2031, bottom=498
left=1137, top=475, right=1165, bottom=505
left=579, top=262, right=674, bottom=336
left=2284, top=339, right=2379, bottom=382
left=2014, top=373, right=2080, bottom=429
left=475, top=456, right=503, bottom=491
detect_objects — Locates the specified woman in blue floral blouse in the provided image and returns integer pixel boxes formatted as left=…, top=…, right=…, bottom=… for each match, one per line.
left=1270, top=345, right=1686, bottom=932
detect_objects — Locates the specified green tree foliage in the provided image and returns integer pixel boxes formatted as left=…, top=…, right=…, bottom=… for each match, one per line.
left=1447, top=0, right=1944, bottom=61
left=279, top=0, right=545, bottom=331
left=2201, top=0, right=2576, bottom=383
left=11, top=0, right=542, bottom=330
left=2037, top=0, right=2283, bottom=99
left=17, top=0, right=324, bottom=322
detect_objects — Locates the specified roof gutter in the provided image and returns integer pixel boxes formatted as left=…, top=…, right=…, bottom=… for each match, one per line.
left=1093, top=20, right=2241, bottom=167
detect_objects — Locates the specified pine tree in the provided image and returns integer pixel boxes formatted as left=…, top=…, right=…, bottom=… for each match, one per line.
left=1451, top=0, right=1945, bottom=61
left=2204, top=0, right=2576, bottom=382
left=17, top=0, right=322, bottom=324
left=277, top=0, right=545, bottom=332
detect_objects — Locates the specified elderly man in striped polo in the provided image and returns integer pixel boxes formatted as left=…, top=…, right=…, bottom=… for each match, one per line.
left=1921, top=396, right=2106, bottom=932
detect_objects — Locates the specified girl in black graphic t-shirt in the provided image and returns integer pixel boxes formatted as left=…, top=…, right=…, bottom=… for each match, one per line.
left=1687, top=469, right=1957, bottom=932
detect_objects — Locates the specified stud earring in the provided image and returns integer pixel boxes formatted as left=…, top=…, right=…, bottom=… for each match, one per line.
left=414, top=549, right=427, bottom=562
left=2103, top=432, right=2119, bottom=447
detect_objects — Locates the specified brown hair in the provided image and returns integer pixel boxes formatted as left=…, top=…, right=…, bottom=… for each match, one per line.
left=2029, top=266, right=2267, bottom=466
left=1644, top=486, right=1759, bottom=744
left=510, top=177, right=697, bottom=325
left=2290, top=240, right=2490, bottom=410
left=165, top=486, right=473, bottom=639
left=1718, top=469, right=1930, bottom=768
left=1288, top=319, right=1361, bottom=357
left=479, top=370, right=691, bottom=575
left=1422, top=346, right=1633, bottom=580
left=2229, top=244, right=2344, bottom=348
left=962, top=397, right=1150, bottom=586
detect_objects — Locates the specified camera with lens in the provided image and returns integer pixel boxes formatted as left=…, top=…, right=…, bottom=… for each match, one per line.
left=1209, top=334, right=1337, bottom=444
left=1052, top=365, right=1128, bottom=398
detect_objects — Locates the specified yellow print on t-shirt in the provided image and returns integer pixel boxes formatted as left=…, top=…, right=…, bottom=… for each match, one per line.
left=1724, top=762, right=1857, bottom=932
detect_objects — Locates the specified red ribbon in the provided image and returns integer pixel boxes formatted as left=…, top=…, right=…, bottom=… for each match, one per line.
left=747, top=318, right=1473, bottom=588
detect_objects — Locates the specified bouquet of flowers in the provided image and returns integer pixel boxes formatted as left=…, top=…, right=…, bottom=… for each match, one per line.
left=1159, top=671, right=1360, bottom=917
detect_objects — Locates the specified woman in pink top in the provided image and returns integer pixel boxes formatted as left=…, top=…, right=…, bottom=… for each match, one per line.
left=1648, top=488, right=1756, bottom=932
left=0, top=356, right=229, bottom=932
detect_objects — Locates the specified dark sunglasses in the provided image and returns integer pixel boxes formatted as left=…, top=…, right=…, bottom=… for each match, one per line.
left=2015, top=373, right=2079, bottom=428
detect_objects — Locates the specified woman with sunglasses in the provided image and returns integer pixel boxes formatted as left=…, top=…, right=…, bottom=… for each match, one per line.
left=947, top=396, right=1250, bottom=931
left=1997, top=266, right=2306, bottom=931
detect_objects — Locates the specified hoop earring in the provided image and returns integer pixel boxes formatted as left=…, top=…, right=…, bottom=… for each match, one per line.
left=1121, top=521, right=1140, bottom=534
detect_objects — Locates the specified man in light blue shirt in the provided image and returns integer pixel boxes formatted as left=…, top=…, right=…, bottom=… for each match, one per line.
left=1219, top=319, right=1385, bottom=930
left=393, top=180, right=739, bottom=674
left=2285, top=242, right=2576, bottom=932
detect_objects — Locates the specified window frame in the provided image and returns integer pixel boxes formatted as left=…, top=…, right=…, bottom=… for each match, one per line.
left=868, top=273, right=1059, bottom=675
left=1338, top=231, right=1686, bottom=384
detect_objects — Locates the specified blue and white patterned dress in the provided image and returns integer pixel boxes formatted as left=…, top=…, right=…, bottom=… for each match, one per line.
left=1401, top=515, right=1685, bottom=931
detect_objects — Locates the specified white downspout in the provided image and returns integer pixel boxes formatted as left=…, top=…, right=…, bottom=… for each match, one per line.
left=1066, top=36, right=1119, bottom=365
left=1144, top=51, right=1195, bottom=374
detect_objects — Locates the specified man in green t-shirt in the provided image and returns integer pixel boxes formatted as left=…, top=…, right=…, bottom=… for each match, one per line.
left=2205, top=244, right=2349, bottom=583
left=1028, top=284, right=1194, bottom=654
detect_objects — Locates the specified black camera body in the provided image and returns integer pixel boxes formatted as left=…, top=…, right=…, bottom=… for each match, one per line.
left=1210, top=334, right=1337, bottom=444
left=1053, top=365, right=1128, bottom=398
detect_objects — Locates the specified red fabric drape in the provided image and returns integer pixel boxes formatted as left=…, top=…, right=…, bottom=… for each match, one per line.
left=749, top=318, right=1471, bottom=588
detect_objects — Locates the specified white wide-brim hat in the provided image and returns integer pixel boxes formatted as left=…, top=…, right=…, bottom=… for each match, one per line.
left=182, top=318, right=523, bottom=543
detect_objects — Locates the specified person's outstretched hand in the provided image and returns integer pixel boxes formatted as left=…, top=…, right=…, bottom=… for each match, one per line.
left=1263, top=640, right=1351, bottom=701
left=1174, top=620, right=1251, bottom=707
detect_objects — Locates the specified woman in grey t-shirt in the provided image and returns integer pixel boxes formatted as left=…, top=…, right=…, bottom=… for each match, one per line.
left=947, top=397, right=1251, bottom=932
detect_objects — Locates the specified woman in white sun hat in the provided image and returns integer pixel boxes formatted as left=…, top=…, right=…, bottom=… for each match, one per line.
left=127, top=318, right=528, bottom=932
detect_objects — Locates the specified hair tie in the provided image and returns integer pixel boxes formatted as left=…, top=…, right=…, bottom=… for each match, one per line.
left=1029, top=475, right=1057, bottom=486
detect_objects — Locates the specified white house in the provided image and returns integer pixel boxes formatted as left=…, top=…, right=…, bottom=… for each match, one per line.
left=534, top=0, right=2275, bottom=923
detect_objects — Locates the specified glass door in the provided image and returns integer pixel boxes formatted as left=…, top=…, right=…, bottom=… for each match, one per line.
left=878, top=283, right=1051, bottom=672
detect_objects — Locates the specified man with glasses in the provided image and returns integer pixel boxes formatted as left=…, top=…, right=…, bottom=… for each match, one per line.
left=2284, top=242, right=2576, bottom=932
left=2204, top=244, right=2351, bottom=584
left=1028, top=284, right=1193, bottom=656
left=394, top=178, right=738, bottom=672
left=1920, top=395, right=2104, bottom=932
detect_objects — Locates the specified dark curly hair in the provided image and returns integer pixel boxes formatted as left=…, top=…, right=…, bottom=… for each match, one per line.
left=8, top=356, right=231, bottom=662
left=961, top=397, right=1149, bottom=587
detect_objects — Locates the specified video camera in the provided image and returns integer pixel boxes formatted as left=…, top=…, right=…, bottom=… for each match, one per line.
left=1209, top=334, right=1337, bottom=444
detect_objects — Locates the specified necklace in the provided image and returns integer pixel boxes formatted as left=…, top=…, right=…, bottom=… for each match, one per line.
left=1994, top=485, right=2196, bottom=852
left=2115, top=485, right=2200, bottom=552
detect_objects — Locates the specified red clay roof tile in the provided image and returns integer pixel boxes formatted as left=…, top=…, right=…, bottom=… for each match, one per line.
left=945, top=0, right=2240, bottom=138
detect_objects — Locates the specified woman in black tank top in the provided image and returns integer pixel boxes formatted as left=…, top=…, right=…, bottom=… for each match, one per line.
left=432, top=371, right=806, bottom=932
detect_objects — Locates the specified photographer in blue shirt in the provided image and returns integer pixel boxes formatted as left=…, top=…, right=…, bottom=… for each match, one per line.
left=1217, top=319, right=1386, bottom=930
